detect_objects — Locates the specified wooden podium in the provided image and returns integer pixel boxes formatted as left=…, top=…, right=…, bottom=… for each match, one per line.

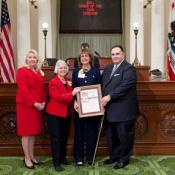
left=41, top=66, right=55, bottom=81
left=135, top=66, right=150, bottom=81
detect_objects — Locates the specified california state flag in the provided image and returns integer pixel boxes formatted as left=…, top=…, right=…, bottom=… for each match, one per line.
left=167, top=0, right=175, bottom=81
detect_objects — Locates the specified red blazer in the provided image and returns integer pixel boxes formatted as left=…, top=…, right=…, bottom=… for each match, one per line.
left=16, top=67, right=46, bottom=106
left=46, top=75, right=73, bottom=118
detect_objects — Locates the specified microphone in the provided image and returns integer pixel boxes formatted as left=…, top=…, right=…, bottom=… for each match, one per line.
left=94, top=51, right=101, bottom=57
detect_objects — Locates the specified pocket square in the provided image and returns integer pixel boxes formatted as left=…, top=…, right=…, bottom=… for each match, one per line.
left=114, top=74, right=120, bottom=76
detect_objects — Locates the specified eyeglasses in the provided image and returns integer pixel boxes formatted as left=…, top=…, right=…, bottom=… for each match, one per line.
left=111, top=53, right=121, bottom=56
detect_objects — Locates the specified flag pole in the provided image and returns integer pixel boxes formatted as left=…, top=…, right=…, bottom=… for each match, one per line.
left=92, top=115, right=105, bottom=166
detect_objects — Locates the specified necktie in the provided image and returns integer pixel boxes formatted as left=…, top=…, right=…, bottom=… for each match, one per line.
left=110, top=64, right=117, bottom=78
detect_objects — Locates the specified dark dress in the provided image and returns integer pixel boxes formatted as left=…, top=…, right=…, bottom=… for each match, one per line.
left=72, top=67, right=101, bottom=164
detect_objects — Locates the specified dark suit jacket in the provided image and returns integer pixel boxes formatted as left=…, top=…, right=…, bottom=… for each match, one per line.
left=102, top=60, right=138, bottom=122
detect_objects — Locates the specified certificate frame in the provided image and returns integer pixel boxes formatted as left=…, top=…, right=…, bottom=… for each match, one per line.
left=77, top=84, right=104, bottom=117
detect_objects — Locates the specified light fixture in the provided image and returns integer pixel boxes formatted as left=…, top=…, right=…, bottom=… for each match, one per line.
left=133, top=22, right=139, bottom=30
left=29, top=0, right=38, bottom=9
left=144, top=0, right=154, bottom=8
left=132, top=22, right=141, bottom=66
left=42, top=22, right=49, bottom=66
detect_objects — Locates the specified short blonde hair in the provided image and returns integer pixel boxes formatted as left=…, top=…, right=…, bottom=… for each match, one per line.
left=25, top=49, right=41, bottom=70
left=54, top=60, right=69, bottom=74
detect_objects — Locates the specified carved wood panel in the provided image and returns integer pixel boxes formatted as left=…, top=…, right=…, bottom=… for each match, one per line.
left=1, top=82, right=175, bottom=155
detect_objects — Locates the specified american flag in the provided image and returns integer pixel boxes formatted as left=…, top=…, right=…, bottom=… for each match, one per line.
left=0, top=0, right=15, bottom=82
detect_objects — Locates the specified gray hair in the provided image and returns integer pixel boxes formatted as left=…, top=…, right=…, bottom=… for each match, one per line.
left=54, top=60, right=69, bottom=74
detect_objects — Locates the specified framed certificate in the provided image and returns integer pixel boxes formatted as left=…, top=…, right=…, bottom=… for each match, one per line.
left=77, top=84, right=104, bottom=117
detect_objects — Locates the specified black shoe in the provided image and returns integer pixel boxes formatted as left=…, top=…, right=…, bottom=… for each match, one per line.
left=23, top=160, right=35, bottom=169
left=76, top=161, right=84, bottom=166
left=104, top=157, right=118, bottom=164
left=31, top=160, right=43, bottom=166
left=61, top=159, right=70, bottom=165
left=55, top=165, right=65, bottom=172
left=113, top=161, right=129, bottom=169
left=87, top=161, right=93, bottom=166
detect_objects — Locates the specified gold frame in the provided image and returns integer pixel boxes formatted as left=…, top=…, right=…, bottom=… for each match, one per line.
left=77, top=84, right=104, bottom=118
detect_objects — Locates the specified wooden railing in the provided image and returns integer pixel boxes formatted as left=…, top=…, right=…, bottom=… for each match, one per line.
left=4, top=57, right=171, bottom=156
left=1, top=81, right=175, bottom=155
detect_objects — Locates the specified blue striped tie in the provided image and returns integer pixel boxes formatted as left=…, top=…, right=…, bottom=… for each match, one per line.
left=110, top=64, right=118, bottom=78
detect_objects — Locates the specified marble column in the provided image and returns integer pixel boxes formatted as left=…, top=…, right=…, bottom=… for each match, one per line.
left=16, top=0, right=31, bottom=68
left=38, top=0, right=53, bottom=61
left=129, top=0, right=144, bottom=65
left=150, top=0, right=165, bottom=72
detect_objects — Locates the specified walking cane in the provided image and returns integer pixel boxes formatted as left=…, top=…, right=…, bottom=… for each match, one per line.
left=92, top=115, right=105, bottom=166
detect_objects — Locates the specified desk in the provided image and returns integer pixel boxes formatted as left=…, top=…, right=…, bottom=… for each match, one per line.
left=1, top=81, right=175, bottom=155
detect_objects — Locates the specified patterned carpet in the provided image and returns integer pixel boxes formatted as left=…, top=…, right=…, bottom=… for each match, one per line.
left=0, top=156, right=175, bottom=175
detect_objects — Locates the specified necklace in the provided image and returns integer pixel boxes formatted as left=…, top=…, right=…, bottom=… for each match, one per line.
left=82, top=65, right=91, bottom=72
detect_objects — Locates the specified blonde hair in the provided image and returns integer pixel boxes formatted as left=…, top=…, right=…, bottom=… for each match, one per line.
left=54, top=60, right=69, bottom=74
left=25, top=49, right=42, bottom=70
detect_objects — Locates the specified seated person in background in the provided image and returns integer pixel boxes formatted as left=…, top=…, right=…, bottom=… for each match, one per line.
left=74, top=42, right=100, bottom=69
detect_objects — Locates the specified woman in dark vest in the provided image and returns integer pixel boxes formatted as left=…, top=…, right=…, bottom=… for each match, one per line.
left=72, top=49, right=101, bottom=166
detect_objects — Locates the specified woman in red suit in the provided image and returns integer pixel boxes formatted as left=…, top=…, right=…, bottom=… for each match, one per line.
left=46, top=60, right=80, bottom=172
left=16, top=49, right=46, bottom=169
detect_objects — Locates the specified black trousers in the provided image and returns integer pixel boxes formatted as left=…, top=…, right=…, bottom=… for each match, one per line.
left=106, top=120, right=135, bottom=163
left=74, top=112, right=99, bottom=163
left=47, top=113, right=70, bottom=166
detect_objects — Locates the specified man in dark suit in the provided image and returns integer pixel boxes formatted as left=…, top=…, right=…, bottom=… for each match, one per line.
left=74, top=42, right=100, bottom=69
left=101, top=45, right=138, bottom=169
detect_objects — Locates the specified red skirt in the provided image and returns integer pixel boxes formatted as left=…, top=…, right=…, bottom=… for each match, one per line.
left=16, top=104, right=42, bottom=136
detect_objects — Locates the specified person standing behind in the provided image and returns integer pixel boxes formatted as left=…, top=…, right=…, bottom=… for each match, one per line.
left=101, top=45, right=138, bottom=169
left=74, top=42, right=100, bottom=69
left=16, top=49, right=46, bottom=169
left=46, top=60, right=80, bottom=172
left=72, top=49, right=101, bottom=166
